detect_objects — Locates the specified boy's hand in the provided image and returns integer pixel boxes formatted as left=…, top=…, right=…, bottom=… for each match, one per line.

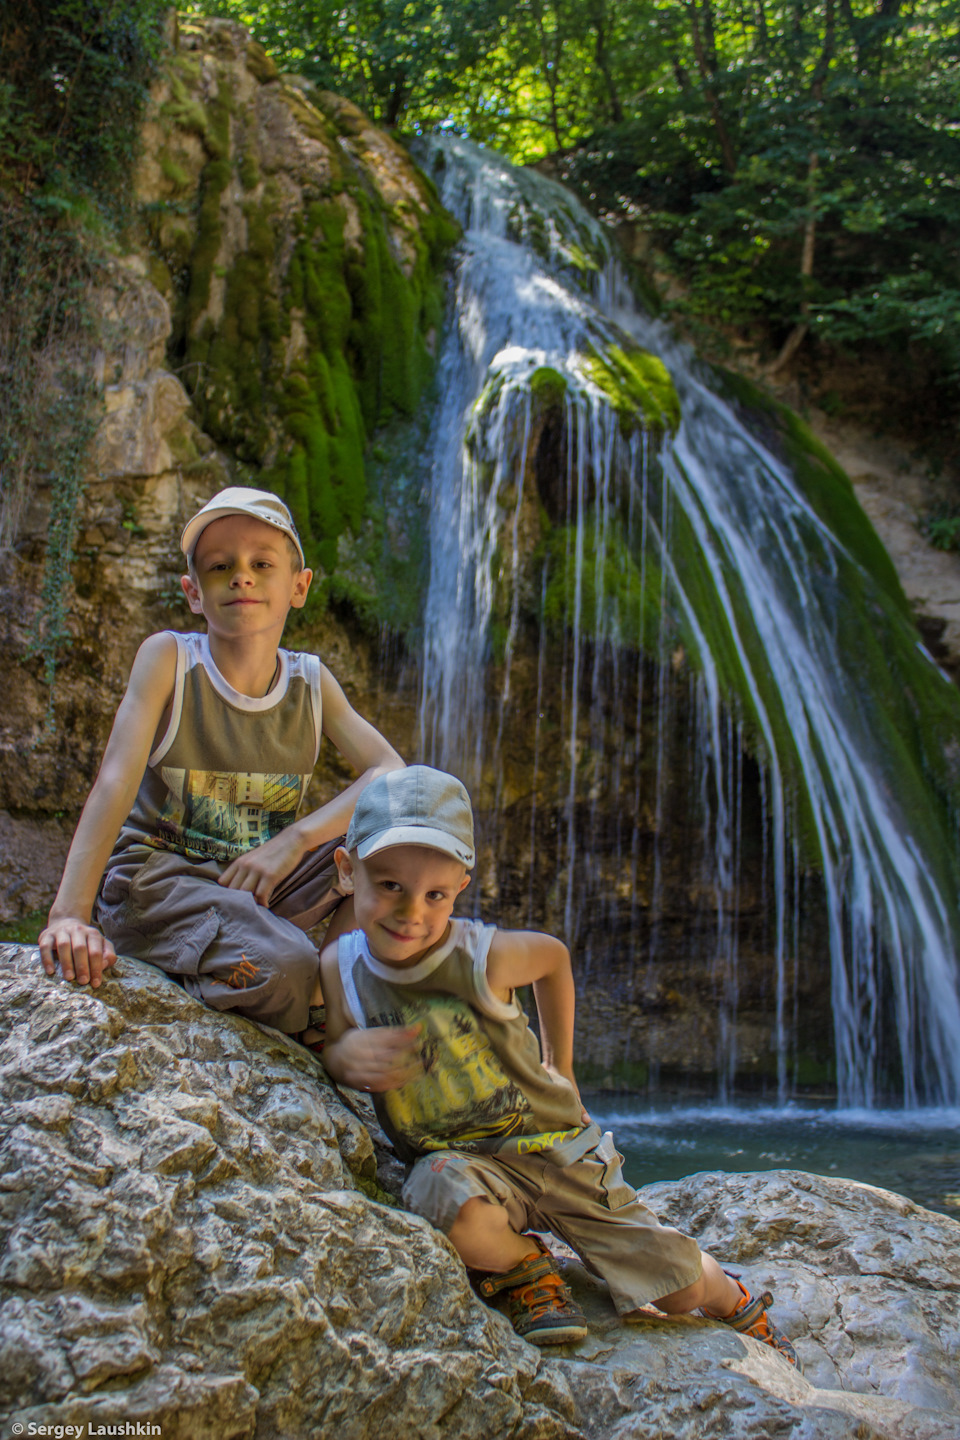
left=38, top=919, right=117, bottom=989
left=544, top=1063, right=591, bottom=1125
left=219, top=827, right=307, bottom=905
left=331, top=1024, right=424, bottom=1093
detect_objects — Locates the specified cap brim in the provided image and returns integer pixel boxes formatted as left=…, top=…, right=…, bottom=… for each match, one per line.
left=181, top=508, right=305, bottom=566
left=357, top=825, right=475, bottom=868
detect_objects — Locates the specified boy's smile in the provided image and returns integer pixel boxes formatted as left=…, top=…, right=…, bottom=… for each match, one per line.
left=337, top=845, right=471, bottom=967
left=181, top=513, right=311, bottom=638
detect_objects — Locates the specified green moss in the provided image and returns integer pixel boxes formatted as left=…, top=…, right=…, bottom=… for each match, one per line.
left=161, top=73, right=208, bottom=138
left=162, top=51, right=457, bottom=593
left=158, top=150, right=190, bottom=191
left=567, top=242, right=599, bottom=275
left=182, top=155, right=231, bottom=337
left=529, top=366, right=567, bottom=409
left=577, top=1058, right=650, bottom=1091
left=246, top=41, right=279, bottom=83
left=539, top=516, right=665, bottom=652
left=0, top=911, right=47, bottom=945
left=170, top=53, right=202, bottom=85
left=239, top=147, right=260, bottom=191
left=585, top=342, right=681, bottom=436
left=146, top=253, right=172, bottom=297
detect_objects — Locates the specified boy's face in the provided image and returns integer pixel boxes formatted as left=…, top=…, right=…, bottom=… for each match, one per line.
left=181, top=514, right=311, bottom=636
left=336, top=844, right=471, bottom=968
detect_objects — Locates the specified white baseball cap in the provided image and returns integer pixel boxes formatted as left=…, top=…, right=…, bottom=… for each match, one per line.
left=181, top=486, right=305, bottom=567
left=346, top=766, right=476, bottom=868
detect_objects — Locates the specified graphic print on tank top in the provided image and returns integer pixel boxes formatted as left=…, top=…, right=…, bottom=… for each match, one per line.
left=153, top=767, right=306, bottom=861
left=373, top=992, right=536, bottom=1153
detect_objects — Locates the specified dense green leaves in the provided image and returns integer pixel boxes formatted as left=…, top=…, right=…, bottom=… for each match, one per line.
left=1, top=0, right=168, bottom=208
left=1, top=1, right=167, bottom=715
left=190, top=0, right=960, bottom=425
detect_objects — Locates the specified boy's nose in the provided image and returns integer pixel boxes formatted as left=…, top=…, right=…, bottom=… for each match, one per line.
left=395, top=894, right=423, bottom=922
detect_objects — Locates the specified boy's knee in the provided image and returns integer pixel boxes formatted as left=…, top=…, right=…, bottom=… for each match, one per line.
left=449, top=1194, right=502, bottom=1233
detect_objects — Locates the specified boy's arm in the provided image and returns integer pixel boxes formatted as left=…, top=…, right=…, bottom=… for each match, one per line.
left=39, top=632, right=179, bottom=988
left=319, top=942, right=423, bottom=1092
left=486, top=931, right=588, bottom=1115
left=219, top=664, right=404, bottom=904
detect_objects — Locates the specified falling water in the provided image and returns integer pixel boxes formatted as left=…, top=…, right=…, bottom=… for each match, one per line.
left=415, top=135, right=960, bottom=1108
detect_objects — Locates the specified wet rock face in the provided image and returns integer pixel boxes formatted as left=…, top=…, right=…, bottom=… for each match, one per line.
left=3, top=943, right=959, bottom=1440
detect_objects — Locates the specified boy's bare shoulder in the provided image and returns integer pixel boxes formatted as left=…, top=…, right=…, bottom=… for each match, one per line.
left=487, top=928, right=571, bottom=987
left=125, top=630, right=179, bottom=696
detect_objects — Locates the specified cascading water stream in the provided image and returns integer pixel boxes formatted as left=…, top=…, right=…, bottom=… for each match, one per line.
left=415, top=135, right=960, bottom=1108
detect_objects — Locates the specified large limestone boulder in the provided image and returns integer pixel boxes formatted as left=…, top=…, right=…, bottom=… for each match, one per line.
left=3, top=943, right=959, bottom=1438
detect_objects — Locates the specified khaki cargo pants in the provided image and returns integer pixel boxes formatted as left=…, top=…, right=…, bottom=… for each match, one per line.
left=96, top=839, right=344, bottom=1033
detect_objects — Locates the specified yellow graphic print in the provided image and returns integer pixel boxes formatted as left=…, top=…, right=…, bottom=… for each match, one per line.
left=382, top=995, right=538, bottom=1153
left=153, top=767, right=305, bottom=861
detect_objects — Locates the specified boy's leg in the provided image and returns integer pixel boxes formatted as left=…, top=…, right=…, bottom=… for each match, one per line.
left=403, top=1152, right=587, bottom=1345
left=266, top=837, right=351, bottom=1042
left=515, top=1134, right=704, bottom=1314
left=520, top=1136, right=802, bottom=1369
left=267, top=837, right=346, bottom=929
left=97, top=850, right=323, bottom=1033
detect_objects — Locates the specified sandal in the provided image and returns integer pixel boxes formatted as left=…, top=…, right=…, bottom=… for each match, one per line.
left=704, top=1273, right=802, bottom=1372
left=476, top=1237, right=588, bottom=1346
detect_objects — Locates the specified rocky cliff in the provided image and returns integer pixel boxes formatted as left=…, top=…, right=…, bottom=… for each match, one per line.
left=2, top=944, right=958, bottom=1439
left=0, top=17, right=449, bottom=930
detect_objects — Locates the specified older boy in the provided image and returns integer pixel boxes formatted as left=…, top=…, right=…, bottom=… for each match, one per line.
left=39, top=486, right=403, bottom=1042
left=320, top=766, right=801, bottom=1361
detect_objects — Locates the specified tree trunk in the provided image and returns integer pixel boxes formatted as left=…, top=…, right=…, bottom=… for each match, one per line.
left=684, top=0, right=737, bottom=172
left=770, top=151, right=818, bottom=373
left=589, top=1, right=624, bottom=124
left=770, top=1, right=834, bottom=373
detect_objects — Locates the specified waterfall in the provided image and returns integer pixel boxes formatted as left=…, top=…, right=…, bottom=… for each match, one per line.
left=415, top=135, right=960, bottom=1108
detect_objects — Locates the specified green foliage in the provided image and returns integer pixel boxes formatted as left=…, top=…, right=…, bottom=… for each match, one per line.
left=0, top=1, right=168, bottom=212
left=0, top=2, right=166, bottom=716
left=921, top=505, right=960, bottom=553
left=190, top=1, right=960, bottom=431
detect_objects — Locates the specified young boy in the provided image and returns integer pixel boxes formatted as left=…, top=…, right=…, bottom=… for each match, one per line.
left=320, top=765, right=802, bottom=1363
left=39, top=486, right=403, bottom=1043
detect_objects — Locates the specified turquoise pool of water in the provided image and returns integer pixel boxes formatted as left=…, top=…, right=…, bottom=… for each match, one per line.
left=585, top=1098, right=960, bottom=1219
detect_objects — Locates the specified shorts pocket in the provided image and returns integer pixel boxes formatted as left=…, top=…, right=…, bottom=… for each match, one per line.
left=593, top=1130, right=636, bottom=1211
left=169, top=906, right=220, bottom=977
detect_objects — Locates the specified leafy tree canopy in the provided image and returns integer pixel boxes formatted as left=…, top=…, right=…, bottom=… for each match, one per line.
left=189, top=0, right=960, bottom=425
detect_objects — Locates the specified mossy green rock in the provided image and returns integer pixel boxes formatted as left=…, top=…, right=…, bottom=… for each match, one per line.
left=138, top=18, right=458, bottom=575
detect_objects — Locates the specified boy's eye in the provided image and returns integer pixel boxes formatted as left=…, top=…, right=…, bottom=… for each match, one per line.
left=380, top=880, right=402, bottom=892
left=426, top=890, right=448, bottom=902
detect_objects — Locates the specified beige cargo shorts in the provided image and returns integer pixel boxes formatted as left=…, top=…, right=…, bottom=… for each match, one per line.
left=402, top=1130, right=703, bottom=1313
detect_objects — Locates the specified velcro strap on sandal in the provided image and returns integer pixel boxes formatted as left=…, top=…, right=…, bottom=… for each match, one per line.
left=722, top=1290, right=775, bottom=1333
left=478, top=1252, right=556, bottom=1298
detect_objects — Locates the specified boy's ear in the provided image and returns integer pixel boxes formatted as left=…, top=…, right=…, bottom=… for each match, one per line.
left=458, top=873, right=471, bottom=895
left=180, top=572, right=204, bottom=614
left=335, top=846, right=355, bottom=893
left=290, top=567, right=313, bottom=610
